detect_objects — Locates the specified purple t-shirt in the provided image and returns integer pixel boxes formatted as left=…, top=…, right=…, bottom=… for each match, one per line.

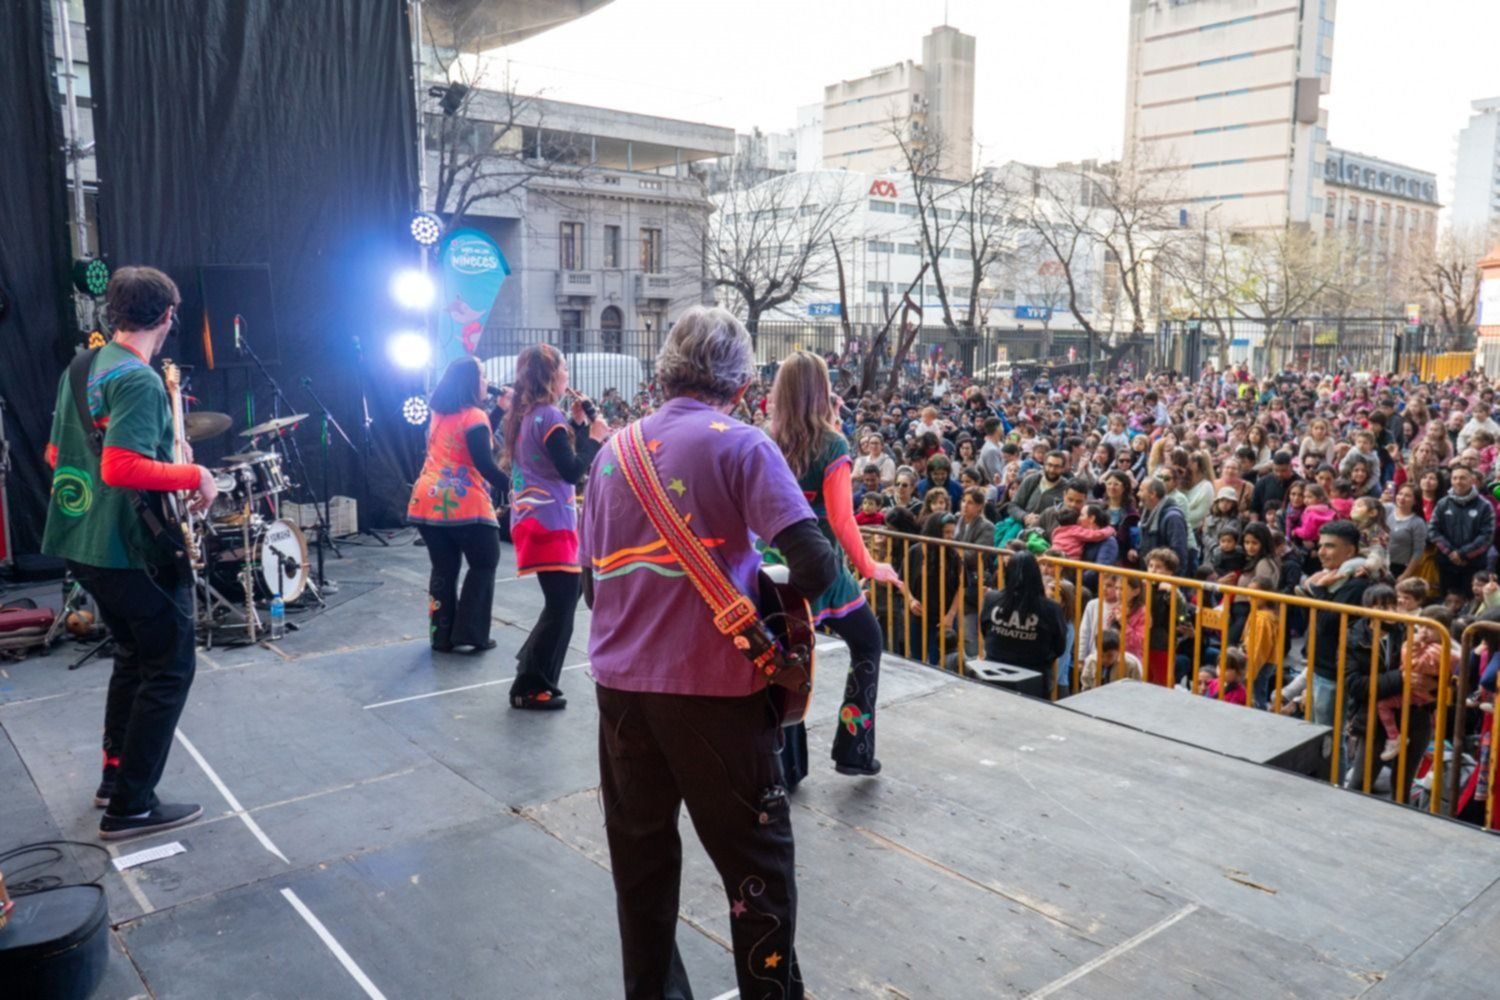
left=581, top=397, right=813, bottom=696
left=510, top=404, right=577, bottom=534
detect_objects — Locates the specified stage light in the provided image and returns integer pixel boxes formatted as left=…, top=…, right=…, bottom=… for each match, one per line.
left=391, top=269, right=436, bottom=310
left=410, top=212, right=442, bottom=247
left=388, top=330, right=432, bottom=370
left=71, top=257, right=111, bottom=297
left=402, top=395, right=430, bottom=426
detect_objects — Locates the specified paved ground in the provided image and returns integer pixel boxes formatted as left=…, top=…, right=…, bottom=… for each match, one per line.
left=4, top=534, right=1499, bottom=999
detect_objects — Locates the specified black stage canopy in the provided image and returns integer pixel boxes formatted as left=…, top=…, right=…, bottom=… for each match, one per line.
left=84, top=0, right=421, bottom=527
left=0, top=0, right=77, bottom=558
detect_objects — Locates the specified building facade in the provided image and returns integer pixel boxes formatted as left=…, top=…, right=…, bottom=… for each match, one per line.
left=424, top=95, right=733, bottom=346
left=1451, top=97, right=1500, bottom=240
left=1322, top=147, right=1439, bottom=251
left=1123, top=0, right=1336, bottom=229
left=820, top=25, right=975, bottom=181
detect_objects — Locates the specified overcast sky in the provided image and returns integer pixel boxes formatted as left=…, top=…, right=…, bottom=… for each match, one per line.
left=491, top=0, right=1500, bottom=201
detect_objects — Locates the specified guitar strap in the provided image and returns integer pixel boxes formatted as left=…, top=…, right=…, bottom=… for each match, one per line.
left=613, top=420, right=782, bottom=677
left=66, top=348, right=183, bottom=554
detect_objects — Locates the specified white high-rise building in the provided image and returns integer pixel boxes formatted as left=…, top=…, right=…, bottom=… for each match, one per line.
left=1451, top=97, right=1500, bottom=239
left=793, top=102, right=824, bottom=172
left=820, top=25, right=975, bottom=181
left=1122, top=0, right=1336, bottom=229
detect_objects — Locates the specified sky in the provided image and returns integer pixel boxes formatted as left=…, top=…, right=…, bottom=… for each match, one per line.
left=489, top=0, right=1500, bottom=202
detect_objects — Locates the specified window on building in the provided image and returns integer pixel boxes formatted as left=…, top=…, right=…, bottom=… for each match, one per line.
left=867, top=240, right=894, bottom=254
left=1379, top=205, right=1389, bottom=227
left=1365, top=202, right=1374, bottom=223
left=640, top=227, right=662, bottom=273
left=899, top=203, right=919, bottom=216
left=560, top=309, right=584, bottom=353
left=603, top=225, right=621, bottom=268
left=869, top=200, right=896, bottom=213
left=898, top=243, right=921, bottom=256
left=559, top=222, right=585, bottom=271
left=1347, top=198, right=1358, bottom=222
left=600, top=306, right=623, bottom=353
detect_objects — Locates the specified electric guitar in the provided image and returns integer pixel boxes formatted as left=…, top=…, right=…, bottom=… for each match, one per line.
left=160, top=360, right=202, bottom=581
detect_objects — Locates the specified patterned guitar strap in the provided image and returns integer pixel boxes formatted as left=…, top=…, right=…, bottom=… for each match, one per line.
left=613, top=420, right=783, bottom=679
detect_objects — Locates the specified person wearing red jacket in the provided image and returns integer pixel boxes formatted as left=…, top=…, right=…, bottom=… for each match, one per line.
left=42, top=266, right=217, bottom=842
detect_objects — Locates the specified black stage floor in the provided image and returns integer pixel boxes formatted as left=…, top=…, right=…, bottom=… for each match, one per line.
left=4, top=535, right=1499, bottom=998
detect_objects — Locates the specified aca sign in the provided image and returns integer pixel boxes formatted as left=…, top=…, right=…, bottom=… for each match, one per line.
left=868, top=179, right=898, bottom=198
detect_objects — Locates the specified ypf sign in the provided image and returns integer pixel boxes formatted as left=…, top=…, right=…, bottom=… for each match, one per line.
left=868, top=179, right=898, bottom=198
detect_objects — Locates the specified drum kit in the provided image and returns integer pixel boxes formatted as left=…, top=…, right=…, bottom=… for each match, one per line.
left=186, top=409, right=319, bottom=645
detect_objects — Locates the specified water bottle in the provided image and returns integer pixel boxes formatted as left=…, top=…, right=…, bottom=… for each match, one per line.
left=269, top=595, right=285, bottom=640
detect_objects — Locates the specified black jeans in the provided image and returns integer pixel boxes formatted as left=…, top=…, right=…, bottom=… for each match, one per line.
left=597, top=685, right=802, bottom=1000
left=417, top=524, right=500, bottom=647
left=511, top=571, right=579, bottom=697
left=69, top=560, right=196, bottom=816
left=782, top=605, right=884, bottom=785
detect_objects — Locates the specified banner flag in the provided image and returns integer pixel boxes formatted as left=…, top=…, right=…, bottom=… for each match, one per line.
left=436, top=228, right=510, bottom=367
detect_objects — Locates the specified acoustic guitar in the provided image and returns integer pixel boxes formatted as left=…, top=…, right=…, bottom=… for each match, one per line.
left=757, top=564, right=816, bottom=727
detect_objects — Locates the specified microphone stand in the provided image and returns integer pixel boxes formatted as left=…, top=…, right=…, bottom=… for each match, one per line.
left=351, top=336, right=390, bottom=545
left=299, top=375, right=352, bottom=596
left=234, top=331, right=340, bottom=595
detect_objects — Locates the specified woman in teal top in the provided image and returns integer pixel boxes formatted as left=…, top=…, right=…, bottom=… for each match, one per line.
left=768, top=351, right=902, bottom=783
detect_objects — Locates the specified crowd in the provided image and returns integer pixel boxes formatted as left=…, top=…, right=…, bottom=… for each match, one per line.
left=563, top=354, right=1500, bottom=816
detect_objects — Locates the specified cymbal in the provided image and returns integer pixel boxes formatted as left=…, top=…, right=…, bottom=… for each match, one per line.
left=240, top=413, right=308, bottom=437
left=184, top=411, right=232, bottom=442
left=221, top=451, right=268, bottom=465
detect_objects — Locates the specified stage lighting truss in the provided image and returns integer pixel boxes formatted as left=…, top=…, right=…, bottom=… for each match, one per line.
left=410, top=212, right=442, bottom=247
left=71, top=257, right=111, bottom=297
left=402, top=395, right=430, bottom=426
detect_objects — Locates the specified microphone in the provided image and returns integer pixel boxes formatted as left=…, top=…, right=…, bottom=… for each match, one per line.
left=485, top=385, right=504, bottom=399
left=233, top=314, right=244, bottom=353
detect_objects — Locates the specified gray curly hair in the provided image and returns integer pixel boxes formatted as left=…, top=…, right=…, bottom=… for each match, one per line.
left=655, top=306, right=754, bottom=404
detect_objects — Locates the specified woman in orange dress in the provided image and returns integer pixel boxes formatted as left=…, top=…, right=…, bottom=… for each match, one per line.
left=407, top=356, right=508, bottom=652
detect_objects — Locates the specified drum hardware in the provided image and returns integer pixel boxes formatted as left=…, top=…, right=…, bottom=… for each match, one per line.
left=183, top=411, right=232, bottom=442
left=299, top=375, right=353, bottom=595
left=239, top=413, right=309, bottom=438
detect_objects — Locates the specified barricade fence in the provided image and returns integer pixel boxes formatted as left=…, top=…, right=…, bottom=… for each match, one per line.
left=855, top=527, right=1494, bottom=829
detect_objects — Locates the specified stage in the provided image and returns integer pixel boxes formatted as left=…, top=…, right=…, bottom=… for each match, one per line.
left=3, top=536, right=1499, bottom=999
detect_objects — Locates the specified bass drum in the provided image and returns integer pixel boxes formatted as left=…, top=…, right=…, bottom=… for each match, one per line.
left=208, top=518, right=309, bottom=604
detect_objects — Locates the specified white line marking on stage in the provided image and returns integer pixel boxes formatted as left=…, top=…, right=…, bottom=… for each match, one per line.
left=280, top=888, right=389, bottom=1000
left=174, top=728, right=290, bottom=864
left=362, top=662, right=590, bottom=710
left=1027, top=903, right=1199, bottom=998
left=105, top=845, right=156, bottom=914
left=708, top=990, right=739, bottom=1000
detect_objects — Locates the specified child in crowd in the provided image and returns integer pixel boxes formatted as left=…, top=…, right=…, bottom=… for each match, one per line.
left=1281, top=480, right=1306, bottom=540
left=855, top=493, right=887, bottom=528
left=1329, top=478, right=1355, bottom=518
left=1080, top=629, right=1142, bottom=690
left=1049, top=506, right=1117, bottom=560
left=1203, top=487, right=1243, bottom=552
left=1396, top=577, right=1430, bottom=614
left=1200, top=648, right=1248, bottom=705
left=1292, top=483, right=1337, bottom=548
left=1464, top=571, right=1500, bottom=619
left=1378, top=606, right=1458, bottom=761
left=1210, top=528, right=1246, bottom=582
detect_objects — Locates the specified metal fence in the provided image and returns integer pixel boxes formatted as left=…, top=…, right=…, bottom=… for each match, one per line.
left=858, top=527, right=1495, bottom=827
left=476, top=322, right=1137, bottom=397
left=1155, top=316, right=1473, bottom=377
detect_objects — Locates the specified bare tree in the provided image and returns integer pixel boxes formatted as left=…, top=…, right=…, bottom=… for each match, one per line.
left=857, top=264, right=929, bottom=398
left=422, top=8, right=584, bottom=230
left=690, top=171, right=858, bottom=333
left=881, top=119, right=1021, bottom=338
left=1222, top=226, right=1341, bottom=361
left=1415, top=227, right=1487, bottom=339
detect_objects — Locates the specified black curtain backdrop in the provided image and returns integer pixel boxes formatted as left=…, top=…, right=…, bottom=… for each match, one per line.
left=0, top=0, right=77, bottom=557
left=84, top=0, right=421, bottom=527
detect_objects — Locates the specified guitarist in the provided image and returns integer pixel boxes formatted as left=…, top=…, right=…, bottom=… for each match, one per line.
left=42, top=266, right=218, bottom=842
left=580, top=306, right=835, bottom=1000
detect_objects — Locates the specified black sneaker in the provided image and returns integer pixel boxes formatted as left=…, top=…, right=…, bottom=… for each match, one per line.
left=99, top=803, right=204, bottom=841
left=93, top=761, right=120, bottom=808
left=835, top=758, right=882, bottom=777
